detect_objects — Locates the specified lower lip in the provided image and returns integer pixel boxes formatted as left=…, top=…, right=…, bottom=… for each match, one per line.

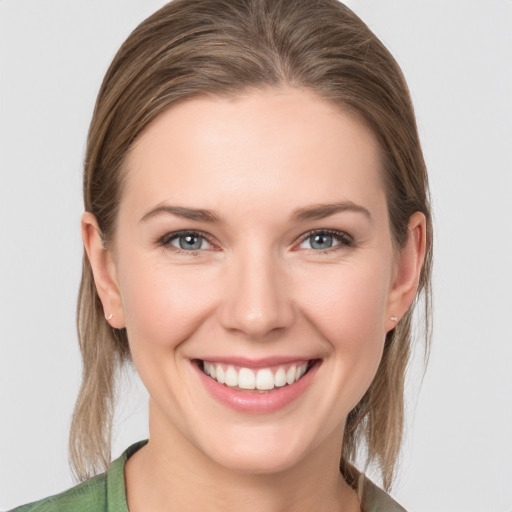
left=194, top=361, right=320, bottom=414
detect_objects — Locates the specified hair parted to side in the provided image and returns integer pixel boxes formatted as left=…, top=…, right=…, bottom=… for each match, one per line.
left=71, top=0, right=432, bottom=490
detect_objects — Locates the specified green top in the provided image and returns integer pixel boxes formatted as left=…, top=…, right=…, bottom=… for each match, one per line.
left=9, top=441, right=406, bottom=512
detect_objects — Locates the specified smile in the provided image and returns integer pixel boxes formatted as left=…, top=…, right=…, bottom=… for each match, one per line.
left=200, top=360, right=314, bottom=392
left=194, top=358, right=321, bottom=413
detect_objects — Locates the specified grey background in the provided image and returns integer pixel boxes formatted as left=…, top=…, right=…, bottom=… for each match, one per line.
left=1, top=1, right=511, bottom=510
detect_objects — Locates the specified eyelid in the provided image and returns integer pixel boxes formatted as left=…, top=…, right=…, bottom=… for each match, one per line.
left=295, top=229, right=354, bottom=251
left=155, top=228, right=354, bottom=253
left=157, top=230, right=217, bottom=252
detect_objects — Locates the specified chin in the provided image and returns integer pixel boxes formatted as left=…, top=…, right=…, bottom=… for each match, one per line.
left=197, top=427, right=317, bottom=476
left=212, top=448, right=304, bottom=476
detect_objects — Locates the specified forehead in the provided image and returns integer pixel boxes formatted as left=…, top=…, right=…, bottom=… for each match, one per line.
left=122, top=87, right=385, bottom=220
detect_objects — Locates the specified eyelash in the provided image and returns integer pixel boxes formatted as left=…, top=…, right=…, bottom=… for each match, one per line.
left=298, top=229, right=354, bottom=253
left=156, top=229, right=354, bottom=255
left=157, top=230, right=216, bottom=255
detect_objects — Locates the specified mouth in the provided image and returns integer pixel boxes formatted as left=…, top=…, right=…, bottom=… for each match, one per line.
left=196, top=359, right=320, bottom=393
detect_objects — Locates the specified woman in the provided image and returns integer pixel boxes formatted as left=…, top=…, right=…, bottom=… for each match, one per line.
left=11, top=0, right=432, bottom=510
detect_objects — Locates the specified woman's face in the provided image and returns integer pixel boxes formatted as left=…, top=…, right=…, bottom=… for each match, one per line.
left=93, top=87, right=416, bottom=474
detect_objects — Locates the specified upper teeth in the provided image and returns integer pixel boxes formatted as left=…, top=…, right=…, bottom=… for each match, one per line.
left=202, top=361, right=309, bottom=391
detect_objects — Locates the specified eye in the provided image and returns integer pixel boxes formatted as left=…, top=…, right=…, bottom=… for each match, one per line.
left=298, top=230, right=353, bottom=251
left=160, top=231, right=213, bottom=252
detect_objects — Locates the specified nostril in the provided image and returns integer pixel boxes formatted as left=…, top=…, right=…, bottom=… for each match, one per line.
left=219, top=295, right=296, bottom=339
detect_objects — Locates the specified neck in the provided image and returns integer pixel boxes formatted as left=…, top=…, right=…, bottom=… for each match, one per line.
left=125, top=401, right=359, bottom=512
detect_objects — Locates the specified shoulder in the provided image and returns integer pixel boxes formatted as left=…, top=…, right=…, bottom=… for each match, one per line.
left=361, top=476, right=408, bottom=512
left=7, top=440, right=147, bottom=512
left=7, top=473, right=108, bottom=512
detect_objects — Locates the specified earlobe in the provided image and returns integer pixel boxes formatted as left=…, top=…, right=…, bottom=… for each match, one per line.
left=386, top=211, right=427, bottom=331
left=81, top=212, right=126, bottom=329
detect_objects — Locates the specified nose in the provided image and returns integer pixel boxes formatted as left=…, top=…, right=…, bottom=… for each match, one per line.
left=218, top=247, right=295, bottom=339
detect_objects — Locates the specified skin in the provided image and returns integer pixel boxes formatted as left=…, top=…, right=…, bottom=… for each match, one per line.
left=83, top=87, right=426, bottom=512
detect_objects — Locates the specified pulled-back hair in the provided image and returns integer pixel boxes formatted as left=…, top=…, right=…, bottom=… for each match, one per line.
left=71, top=0, right=432, bottom=491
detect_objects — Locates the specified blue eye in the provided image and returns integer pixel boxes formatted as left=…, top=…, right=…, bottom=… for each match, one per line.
left=162, top=231, right=211, bottom=251
left=299, top=230, right=352, bottom=251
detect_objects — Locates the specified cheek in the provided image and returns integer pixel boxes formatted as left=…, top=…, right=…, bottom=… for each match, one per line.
left=300, top=261, right=390, bottom=337
left=117, top=253, right=217, bottom=352
left=297, top=260, right=391, bottom=387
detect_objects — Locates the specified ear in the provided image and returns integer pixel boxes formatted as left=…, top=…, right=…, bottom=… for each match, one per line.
left=385, top=211, right=427, bottom=332
left=81, top=212, right=126, bottom=329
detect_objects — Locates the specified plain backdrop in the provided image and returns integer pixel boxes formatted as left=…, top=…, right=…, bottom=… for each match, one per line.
left=1, top=1, right=511, bottom=511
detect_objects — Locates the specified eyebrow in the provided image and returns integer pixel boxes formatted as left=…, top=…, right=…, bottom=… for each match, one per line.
left=291, top=201, right=372, bottom=222
left=140, top=204, right=222, bottom=223
left=140, top=200, right=371, bottom=224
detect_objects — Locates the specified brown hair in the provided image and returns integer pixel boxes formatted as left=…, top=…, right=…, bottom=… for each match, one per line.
left=70, top=0, right=432, bottom=491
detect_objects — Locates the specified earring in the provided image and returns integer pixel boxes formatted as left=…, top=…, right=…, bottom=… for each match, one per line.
left=390, top=316, right=398, bottom=322
left=106, top=313, right=113, bottom=321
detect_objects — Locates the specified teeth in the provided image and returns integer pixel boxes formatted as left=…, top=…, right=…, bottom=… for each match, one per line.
left=238, top=368, right=256, bottom=389
left=286, top=366, right=296, bottom=385
left=202, top=361, right=310, bottom=390
left=225, top=366, right=238, bottom=387
left=256, top=368, right=274, bottom=390
left=216, top=365, right=225, bottom=384
left=274, top=367, right=287, bottom=387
